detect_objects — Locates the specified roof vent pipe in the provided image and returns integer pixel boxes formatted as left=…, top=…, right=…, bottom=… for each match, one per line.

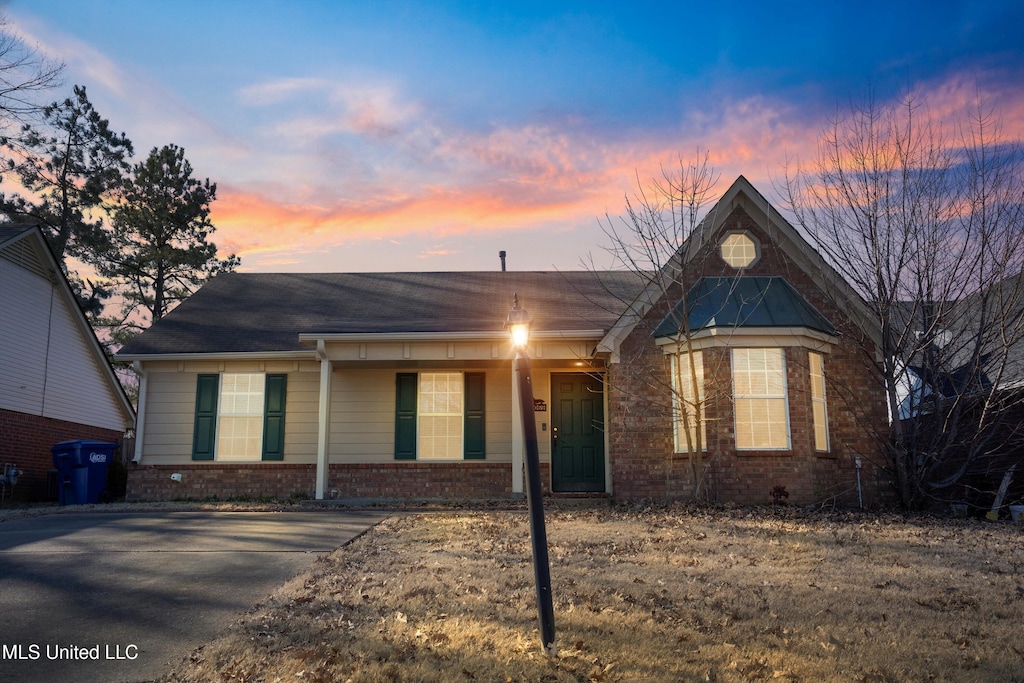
left=499, top=250, right=507, bottom=272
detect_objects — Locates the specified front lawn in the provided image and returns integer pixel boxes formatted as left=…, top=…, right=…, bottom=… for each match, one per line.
left=163, top=507, right=1024, bottom=682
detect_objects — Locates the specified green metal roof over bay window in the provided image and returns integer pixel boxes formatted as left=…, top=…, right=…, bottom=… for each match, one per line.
left=652, top=276, right=838, bottom=339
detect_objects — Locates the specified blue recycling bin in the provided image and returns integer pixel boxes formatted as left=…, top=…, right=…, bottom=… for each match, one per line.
left=51, top=440, right=116, bottom=505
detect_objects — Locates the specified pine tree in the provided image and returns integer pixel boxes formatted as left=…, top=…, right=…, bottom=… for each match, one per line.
left=99, top=144, right=239, bottom=346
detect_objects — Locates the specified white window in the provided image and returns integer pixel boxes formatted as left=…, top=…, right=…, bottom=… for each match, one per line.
left=809, top=352, right=829, bottom=451
left=720, top=232, right=758, bottom=268
left=418, top=372, right=464, bottom=460
left=732, top=348, right=790, bottom=450
left=217, top=373, right=265, bottom=461
left=671, top=350, right=706, bottom=453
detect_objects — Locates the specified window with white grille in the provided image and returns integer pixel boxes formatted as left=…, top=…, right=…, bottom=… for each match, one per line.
left=732, top=348, right=790, bottom=450
left=217, top=373, right=265, bottom=461
left=418, top=372, right=464, bottom=460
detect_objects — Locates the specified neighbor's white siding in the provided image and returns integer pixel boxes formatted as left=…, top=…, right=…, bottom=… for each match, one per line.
left=138, top=360, right=320, bottom=465
left=0, top=255, right=126, bottom=431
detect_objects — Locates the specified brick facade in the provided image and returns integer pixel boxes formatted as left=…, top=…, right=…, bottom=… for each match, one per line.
left=0, top=408, right=125, bottom=503
left=607, top=204, right=893, bottom=506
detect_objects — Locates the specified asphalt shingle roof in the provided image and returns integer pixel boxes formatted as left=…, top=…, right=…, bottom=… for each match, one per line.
left=118, top=271, right=648, bottom=356
left=652, top=276, right=838, bottom=338
left=0, top=225, right=34, bottom=244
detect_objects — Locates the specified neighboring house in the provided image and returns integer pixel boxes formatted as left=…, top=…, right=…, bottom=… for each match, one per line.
left=895, top=274, right=1024, bottom=510
left=0, top=225, right=135, bottom=502
left=117, top=177, right=893, bottom=506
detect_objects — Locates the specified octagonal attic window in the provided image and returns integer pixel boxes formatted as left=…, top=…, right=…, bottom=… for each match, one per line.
left=720, top=232, right=759, bottom=269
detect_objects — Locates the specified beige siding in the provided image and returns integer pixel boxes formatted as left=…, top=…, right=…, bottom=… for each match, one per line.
left=531, top=371, right=552, bottom=461
left=139, top=361, right=580, bottom=467
left=330, top=367, right=514, bottom=464
left=139, top=363, right=320, bottom=465
left=0, top=256, right=126, bottom=431
left=280, top=369, right=319, bottom=462
left=140, top=371, right=197, bottom=462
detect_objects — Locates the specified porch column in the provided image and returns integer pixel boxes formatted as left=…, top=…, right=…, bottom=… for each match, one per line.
left=131, top=361, right=147, bottom=463
left=511, top=368, right=524, bottom=494
left=603, top=371, right=613, bottom=495
left=315, top=340, right=332, bottom=499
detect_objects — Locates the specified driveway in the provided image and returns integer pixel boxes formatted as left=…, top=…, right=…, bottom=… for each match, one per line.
left=0, top=510, right=387, bottom=683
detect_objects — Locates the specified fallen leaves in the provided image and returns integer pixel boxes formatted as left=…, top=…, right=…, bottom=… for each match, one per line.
left=160, top=506, right=1024, bottom=683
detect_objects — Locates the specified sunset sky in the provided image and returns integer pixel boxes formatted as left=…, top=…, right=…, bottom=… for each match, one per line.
left=8, top=1, right=1024, bottom=273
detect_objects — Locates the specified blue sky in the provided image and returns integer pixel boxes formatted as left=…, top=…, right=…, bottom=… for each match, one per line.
left=8, top=1, right=1024, bottom=272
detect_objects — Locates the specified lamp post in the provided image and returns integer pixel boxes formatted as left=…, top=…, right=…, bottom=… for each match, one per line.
left=507, top=293, right=557, bottom=657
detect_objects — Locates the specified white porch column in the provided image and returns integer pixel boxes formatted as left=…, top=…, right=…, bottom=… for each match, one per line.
left=315, top=340, right=332, bottom=500
left=511, top=367, right=524, bottom=494
left=131, top=361, right=147, bottom=463
left=603, top=371, right=613, bottom=495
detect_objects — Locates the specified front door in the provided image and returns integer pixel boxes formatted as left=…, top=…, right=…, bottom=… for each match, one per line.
left=551, top=373, right=605, bottom=492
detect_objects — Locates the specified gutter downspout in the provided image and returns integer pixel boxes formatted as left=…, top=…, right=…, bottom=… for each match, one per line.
left=132, top=361, right=148, bottom=464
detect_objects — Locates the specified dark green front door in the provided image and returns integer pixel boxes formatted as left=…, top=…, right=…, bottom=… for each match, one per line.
left=551, top=373, right=605, bottom=492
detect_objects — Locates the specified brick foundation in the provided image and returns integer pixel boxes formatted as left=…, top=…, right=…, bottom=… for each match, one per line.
left=126, top=461, right=536, bottom=502
left=329, top=462, right=531, bottom=500
left=126, top=463, right=316, bottom=501
left=0, top=408, right=125, bottom=503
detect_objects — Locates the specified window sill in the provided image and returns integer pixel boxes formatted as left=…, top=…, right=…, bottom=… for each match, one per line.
left=733, top=449, right=793, bottom=457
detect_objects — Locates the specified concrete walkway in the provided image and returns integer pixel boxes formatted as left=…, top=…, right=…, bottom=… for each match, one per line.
left=0, top=510, right=387, bottom=683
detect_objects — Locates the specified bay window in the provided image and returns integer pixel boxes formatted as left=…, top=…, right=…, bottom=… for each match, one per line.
left=732, top=348, right=790, bottom=450
left=670, top=350, right=706, bottom=453
left=809, top=351, right=829, bottom=451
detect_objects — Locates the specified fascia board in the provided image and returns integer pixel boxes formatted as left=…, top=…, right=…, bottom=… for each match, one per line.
left=299, top=330, right=606, bottom=343
left=654, top=326, right=839, bottom=352
left=118, top=350, right=319, bottom=362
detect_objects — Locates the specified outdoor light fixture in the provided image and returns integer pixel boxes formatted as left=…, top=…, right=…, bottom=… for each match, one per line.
left=507, top=293, right=532, bottom=350
left=507, top=293, right=557, bottom=657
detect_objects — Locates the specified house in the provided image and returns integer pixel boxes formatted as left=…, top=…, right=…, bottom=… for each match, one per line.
left=0, top=225, right=135, bottom=502
left=895, top=273, right=1024, bottom=510
left=117, top=177, right=893, bottom=506
left=601, top=177, right=891, bottom=505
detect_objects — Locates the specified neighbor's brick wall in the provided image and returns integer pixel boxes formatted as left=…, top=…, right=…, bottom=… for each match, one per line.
left=0, top=408, right=125, bottom=502
left=126, top=463, right=316, bottom=501
left=608, top=204, right=893, bottom=507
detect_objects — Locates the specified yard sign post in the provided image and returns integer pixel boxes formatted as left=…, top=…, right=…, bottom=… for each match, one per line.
left=507, top=294, right=557, bottom=657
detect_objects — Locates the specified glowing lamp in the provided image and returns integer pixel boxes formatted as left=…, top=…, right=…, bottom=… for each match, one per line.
left=506, top=293, right=532, bottom=351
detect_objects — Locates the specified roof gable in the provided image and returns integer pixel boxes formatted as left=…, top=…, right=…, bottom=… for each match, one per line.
left=0, top=225, right=134, bottom=426
left=598, top=175, right=879, bottom=360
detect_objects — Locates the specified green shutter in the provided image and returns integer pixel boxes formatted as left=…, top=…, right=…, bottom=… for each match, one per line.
left=262, top=374, right=288, bottom=461
left=464, top=372, right=486, bottom=459
left=395, top=373, right=417, bottom=459
left=192, top=374, right=219, bottom=460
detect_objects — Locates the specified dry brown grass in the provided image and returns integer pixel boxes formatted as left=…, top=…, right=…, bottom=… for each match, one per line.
left=162, top=507, right=1024, bottom=683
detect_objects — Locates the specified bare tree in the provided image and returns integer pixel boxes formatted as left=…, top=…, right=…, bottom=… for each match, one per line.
left=595, top=152, right=733, bottom=501
left=781, top=92, right=1024, bottom=509
left=0, top=14, right=63, bottom=130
